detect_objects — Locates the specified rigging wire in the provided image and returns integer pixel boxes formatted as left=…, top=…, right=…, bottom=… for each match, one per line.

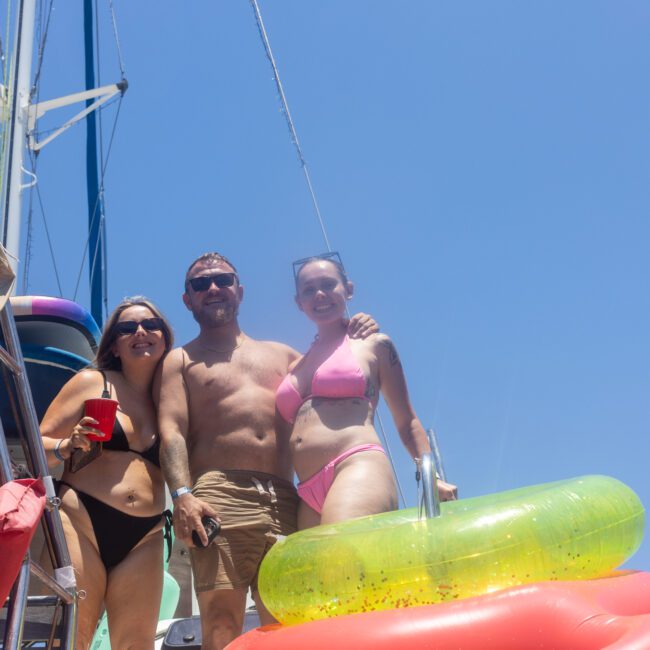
left=249, top=0, right=332, bottom=253
left=23, top=0, right=54, bottom=292
left=1, top=0, right=11, bottom=87
left=0, top=3, right=7, bottom=84
left=21, top=163, right=34, bottom=291
left=95, top=0, right=104, bottom=184
left=249, top=0, right=408, bottom=508
left=107, top=0, right=126, bottom=80
left=25, top=0, right=59, bottom=291
left=79, top=0, right=126, bottom=320
left=29, top=0, right=54, bottom=100
left=26, top=149, right=63, bottom=295
left=94, top=0, right=108, bottom=321
left=19, top=0, right=125, bottom=307
left=72, top=91, right=123, bottom=302
left=0, top=0, right=14, bottom=214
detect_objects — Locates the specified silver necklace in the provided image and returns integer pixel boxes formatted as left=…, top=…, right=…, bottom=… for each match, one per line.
left=198, top=336, right=244, bottom=354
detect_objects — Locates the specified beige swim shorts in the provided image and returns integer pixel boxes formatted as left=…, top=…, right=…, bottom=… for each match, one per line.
left=189, top=469, right=298, bottom=593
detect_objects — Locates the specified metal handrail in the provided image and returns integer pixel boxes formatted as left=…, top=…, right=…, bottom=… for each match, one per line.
left=417, top=428, right=449, bottom=519
left=0, top=300, right=77, bottom=650
left=427, top=427, right=447, bottom=483
left=420, top=453, right=441, bottom=518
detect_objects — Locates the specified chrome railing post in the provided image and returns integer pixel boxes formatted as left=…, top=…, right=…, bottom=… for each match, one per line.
left=426, top=428, right=447, bottom=482
left=3, top=559, right=30, bottom=650
left=420, top=452, right=441, bottom=518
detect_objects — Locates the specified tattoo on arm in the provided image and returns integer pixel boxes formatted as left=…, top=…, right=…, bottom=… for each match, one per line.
left=160, top=435, right=192, bottom=488
left=381, top=339, right=401, bottom=367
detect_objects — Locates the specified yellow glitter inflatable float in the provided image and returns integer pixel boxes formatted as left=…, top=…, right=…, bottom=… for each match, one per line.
left=258, top=475, right=644, bottom=625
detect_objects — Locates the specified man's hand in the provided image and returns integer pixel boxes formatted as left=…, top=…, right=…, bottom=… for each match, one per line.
left=346, top=312, right=380, bottom=339
left=437, top=479, right=458, bottom=501
left=172, top=492, right=219, bottom=548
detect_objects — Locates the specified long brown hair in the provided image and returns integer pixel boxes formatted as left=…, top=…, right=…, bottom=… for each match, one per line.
left=94, top=297, right=174, bottom=371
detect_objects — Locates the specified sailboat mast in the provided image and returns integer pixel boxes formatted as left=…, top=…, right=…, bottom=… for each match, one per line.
left=1, top=0, right=36, bottom=273
left=83, top=0, right=105, bottom=328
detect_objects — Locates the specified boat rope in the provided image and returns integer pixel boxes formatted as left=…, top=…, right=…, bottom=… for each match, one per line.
left=249, top=0, right=408, bottom=508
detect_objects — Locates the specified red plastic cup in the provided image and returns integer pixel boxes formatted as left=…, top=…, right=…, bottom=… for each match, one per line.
left=84, top=398, right=119, bottom=442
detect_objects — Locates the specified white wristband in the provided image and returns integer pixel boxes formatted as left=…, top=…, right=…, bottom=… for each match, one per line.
left=171, top=486, right=192, bottom=500
left=53, top=439, right=66, bottom=463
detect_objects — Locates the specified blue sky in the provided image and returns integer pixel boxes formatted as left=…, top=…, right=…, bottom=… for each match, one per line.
left=6, top=2, right=650, bottom=569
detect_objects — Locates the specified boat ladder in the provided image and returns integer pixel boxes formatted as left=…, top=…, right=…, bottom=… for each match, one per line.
left=0, top=300, right=77, bottom=650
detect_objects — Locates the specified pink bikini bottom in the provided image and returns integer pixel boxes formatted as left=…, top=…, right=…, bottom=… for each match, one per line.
left=296, top=443, right=386, bottom=514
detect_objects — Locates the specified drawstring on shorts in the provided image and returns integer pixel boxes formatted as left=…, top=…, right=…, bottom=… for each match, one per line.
left=251, top=477, right=278, bottom=504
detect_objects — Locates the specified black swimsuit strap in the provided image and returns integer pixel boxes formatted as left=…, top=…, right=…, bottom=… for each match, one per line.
left=95, top=368, right=111, bottom=399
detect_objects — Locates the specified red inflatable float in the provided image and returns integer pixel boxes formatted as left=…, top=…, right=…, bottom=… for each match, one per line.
left=226, top=571, right=650, bottom=650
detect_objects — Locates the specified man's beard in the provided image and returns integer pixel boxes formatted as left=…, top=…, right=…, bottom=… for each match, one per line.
left=192, top=302, right=239, bottom=328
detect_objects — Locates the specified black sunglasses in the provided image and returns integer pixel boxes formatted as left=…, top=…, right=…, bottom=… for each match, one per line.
left=187, top=273, right=237, bottom=292
left=292, top=251, right=344, bottom=283
left=114, top=317, right=165, bottom=336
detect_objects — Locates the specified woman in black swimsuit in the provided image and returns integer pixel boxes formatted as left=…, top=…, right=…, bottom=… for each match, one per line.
left=40, top=297, right=173, bottom=649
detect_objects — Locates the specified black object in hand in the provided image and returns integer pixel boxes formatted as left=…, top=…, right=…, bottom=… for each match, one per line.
left=68, top=441, right=102, bottom=473
left=192, top=516, right=220, bottom=548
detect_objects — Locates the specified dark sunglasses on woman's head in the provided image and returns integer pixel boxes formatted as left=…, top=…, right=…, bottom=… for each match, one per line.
left=188, top=272, right=237, bottom=292
left=292, top=251, right=345, bottom=283
left=114, top=317, right=165, bottom=336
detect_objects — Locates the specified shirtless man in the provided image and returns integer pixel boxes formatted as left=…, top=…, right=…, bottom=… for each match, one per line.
left=157, top=252, right=376, bottom=649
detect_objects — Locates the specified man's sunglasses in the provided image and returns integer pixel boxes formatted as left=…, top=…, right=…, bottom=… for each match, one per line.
left=187, top=273, right=237, bottom=292
left=115, top=317, right=165, bottom=336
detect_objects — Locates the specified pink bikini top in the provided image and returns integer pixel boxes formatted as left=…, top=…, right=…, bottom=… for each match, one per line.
left=276, top=334, right=368, bottom=423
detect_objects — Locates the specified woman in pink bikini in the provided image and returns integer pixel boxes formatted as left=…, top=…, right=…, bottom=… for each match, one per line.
left=277, top=253, right=457, bottom=529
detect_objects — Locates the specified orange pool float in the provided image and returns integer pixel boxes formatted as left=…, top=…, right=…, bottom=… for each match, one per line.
left=226, top=571, right=650, bottom=650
